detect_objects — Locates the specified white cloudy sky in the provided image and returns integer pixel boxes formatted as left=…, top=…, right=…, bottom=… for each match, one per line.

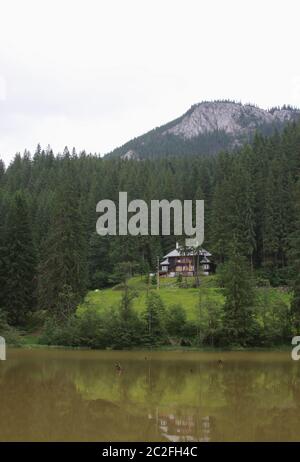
left=0, top=0, right=300, bottom=164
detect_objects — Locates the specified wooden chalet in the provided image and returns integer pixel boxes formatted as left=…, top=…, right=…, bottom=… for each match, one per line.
left=160, top=242, right=212, bottom=277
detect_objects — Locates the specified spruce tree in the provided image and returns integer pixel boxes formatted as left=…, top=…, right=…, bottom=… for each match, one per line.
left=219, top=248, right=257, bottom=346
left=38, top=161, right=88, bottom=318
left=4, top=192, right=37, bottom=325
left=143, top=292, right=166, bottom=344
left=0, top=211, right=6, bottom=310
left=289, top=179, right=300, bottom=331
left=0, top=160, right=5, bottom=182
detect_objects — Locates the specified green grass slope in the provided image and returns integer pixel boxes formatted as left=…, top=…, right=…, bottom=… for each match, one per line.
left=78, top=276, right=290, bottom=321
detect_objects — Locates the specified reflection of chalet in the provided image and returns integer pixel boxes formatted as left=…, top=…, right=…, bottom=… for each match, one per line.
left=160, top=242, right=212, bottom=277
left=149, top=408, right=213, bottom=442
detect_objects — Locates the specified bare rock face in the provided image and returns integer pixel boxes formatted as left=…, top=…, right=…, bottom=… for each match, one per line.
left=163, top=101, right=300, bottom=139
left=107, top=101, right=300, bottom=159
left=120, top=149, right=139, bottom=161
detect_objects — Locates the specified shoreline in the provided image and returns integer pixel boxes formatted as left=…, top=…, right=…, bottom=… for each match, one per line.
left=9, top=343, right=292, bottom=352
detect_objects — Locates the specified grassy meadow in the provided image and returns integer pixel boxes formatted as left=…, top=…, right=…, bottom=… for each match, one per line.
left=77, top=275, right=290, bottom=322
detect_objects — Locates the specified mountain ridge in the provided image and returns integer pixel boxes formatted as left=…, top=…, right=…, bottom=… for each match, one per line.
left=106, top=100, right=300, bottom=159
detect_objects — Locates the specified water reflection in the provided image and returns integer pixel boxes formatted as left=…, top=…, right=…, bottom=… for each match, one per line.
left=149, top=409, right=214, bottom=442
left=0, top=350, right=299, bottom=441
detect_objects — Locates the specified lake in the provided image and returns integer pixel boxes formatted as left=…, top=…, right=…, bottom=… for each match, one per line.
left=0, top=349, right=299, bottom=442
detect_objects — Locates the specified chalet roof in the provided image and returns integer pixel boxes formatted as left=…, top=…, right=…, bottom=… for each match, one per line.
left=160, top=259, right=169, bottom=266
left=163, top=247, right=211, bottom=258
left=200, top=256, right=210, bottom=263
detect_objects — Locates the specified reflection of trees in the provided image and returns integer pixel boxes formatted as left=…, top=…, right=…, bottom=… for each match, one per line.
left=213, top=359, right=300, bottom=441
left=0, top=358, right=159, bottom=441
left=1, top=352, right=300, bottom=441
left=0, top=361, right=83, bottom=441
left=76, top=358, right=190, bottom=407
left=290, top=363, right=300, bottom=407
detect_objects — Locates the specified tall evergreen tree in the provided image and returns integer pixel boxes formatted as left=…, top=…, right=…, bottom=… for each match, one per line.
left=289, top=179, right=300, bottom=331
left=4, top=192, right=37, bottom=325
left=219, top=248, right=257, bottom=346
left=0, top=204, right=6, bottom=310
left=143, top=292, right=166, bottom=344
left=38, top=162, right=88, bottom=318
left=0, top=160, right=5, bottom=182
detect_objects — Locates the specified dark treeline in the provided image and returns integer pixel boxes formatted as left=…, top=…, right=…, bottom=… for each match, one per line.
left=0, top=122, right=300, bottom=346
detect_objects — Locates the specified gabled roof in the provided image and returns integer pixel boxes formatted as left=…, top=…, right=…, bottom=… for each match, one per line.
left=160, top=259, right=169, bottom=266
left=163, top=247, right=211, bottom=258
left=200, top=256, right=210, bottom=263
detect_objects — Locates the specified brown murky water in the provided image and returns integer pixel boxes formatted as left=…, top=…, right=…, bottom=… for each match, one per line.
left=0, top=349, right=299, bottom=441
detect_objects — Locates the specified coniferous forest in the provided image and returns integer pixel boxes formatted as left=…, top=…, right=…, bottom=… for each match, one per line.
left=3, top=0, right=300, bottom=446
left=0, top=122, right=300, bottom=348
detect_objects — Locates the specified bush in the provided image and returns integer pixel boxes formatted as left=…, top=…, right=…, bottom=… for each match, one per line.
left=90, top=270, right=110, bottom=289
left=176, top=274, right=183, bottom=286
left=24, top=310, right=47, bottom=331
left=165, top=304, right=187, bottom=337
left=151, top=274, right=157, bottom=286
left=255, top=289, right=291, bottom=345
left=0, top=309, right=22, bottom=345
left=77, top=308, right=105, bottom=348
left=39, top=315, right=80, bottom=346
left=259, top=265, right=292, bottom=287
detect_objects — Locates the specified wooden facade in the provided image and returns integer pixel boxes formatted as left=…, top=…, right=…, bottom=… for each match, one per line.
left=160, top=244, right=212, bottom=277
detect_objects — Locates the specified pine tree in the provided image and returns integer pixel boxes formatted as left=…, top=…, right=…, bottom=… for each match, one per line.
left=143, top=292, right=166, bottom=344
left=38, top=163, right=88, bottom=318
left=219, top=248, right=257, bottom=346
left=225, top=157, right=256, bottom=265
left=289, top=179, right=300, bottom=331
left=119, top=286, right=137, bottom=323
left=0, top=207, right=6, bottom=310
left=210, top=179, right=231, bottom=261
left=4, top=192, right=37, bottom=325
left=88, top=233, right=112, bottom=289
left=0, top=160, right=5, bottom=182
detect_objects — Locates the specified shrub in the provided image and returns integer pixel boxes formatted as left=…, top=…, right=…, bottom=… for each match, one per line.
left=165, top=304, right=187, bottom=337
left=0, top=309, right=22, bottom=345
left=39, top=315, right=80, bottom=346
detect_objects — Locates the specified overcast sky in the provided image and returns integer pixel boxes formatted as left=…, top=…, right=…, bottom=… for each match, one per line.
left=0, top=0, right=300, bottom=164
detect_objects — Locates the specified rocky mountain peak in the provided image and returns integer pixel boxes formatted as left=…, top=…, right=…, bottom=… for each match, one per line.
left=107, top=100, right=300, bottom=159
left=163, top=101, right=300, bottom=139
